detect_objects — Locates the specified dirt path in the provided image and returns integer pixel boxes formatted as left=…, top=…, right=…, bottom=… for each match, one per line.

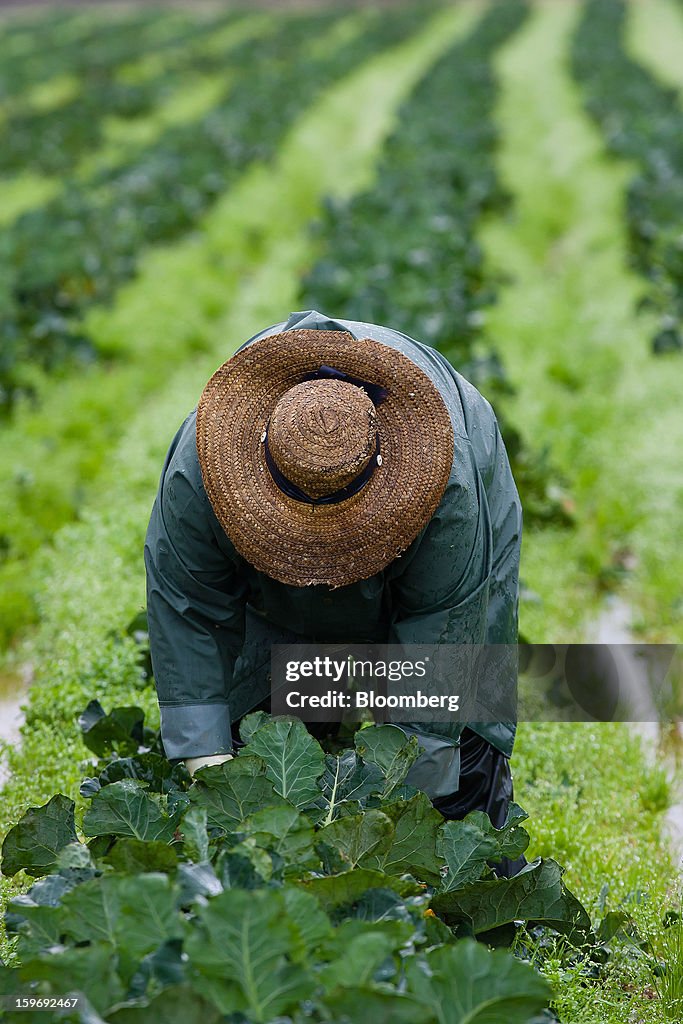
left=0, top=663, right=32, bottom=787
left=591, top=597, right=683, bottom=871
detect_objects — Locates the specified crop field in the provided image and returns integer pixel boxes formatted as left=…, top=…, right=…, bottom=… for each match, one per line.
left=1, top=1, right=682, bottom=1022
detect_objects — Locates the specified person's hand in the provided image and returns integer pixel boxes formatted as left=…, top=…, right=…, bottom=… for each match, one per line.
left=184, top=753, right=233, bottom=778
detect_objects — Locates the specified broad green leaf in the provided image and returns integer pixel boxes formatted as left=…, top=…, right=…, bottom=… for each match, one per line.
left=103, top=838, right=179, bottom=874
left=389, top=782, right=421, bottom=802
left=50, top=853, right=99, bottom=891
left=437, top=803, right=530, bottom=892
left=82, top=780, right=176, bottom=842
left=178, top=805, right=209, bottom=862
left=241, top=717, right=325, bottom=807
left=316, top=835, right=350, bottom=875
left=126, top=938, right=185, bottom=1002
left=597, top=910, right=632, bottom=944
left=230, top=838, right=276, bottom=882
left=318, top=810, right=394, bottom=869
left=188, top=755, right=286, bottom=831
left=177, top=862, right=223, bottom=904
left=78, top=698, right=107, bottom=733
left=323, top=986, right=433, bottom=1024
left=347, top=887, right=421, bottom=924
left=186, top=888, right=315, bottom=1021
left=315, top=751, right=385, bottom=824
left=282, top=887, right=333, bottom=960
left=1, top=794, right=78, bottom=877
left=60, top=873, right=183, bottom=985
left=5, top=902, right=63, bottom=958
left=482, top=802, right=530, bottom=859
left=80, top=775, right=102, bottom=798
left=116, top=874, right=184, bottom=968
left=431, top=858, right=593, bottom=941
left=56, top=842, right=96, bottom=873
left=78, top=701, right=145, bottom=758
left=215, top=846, right=271, bottom=889
left=9, top=873, right=73, bottom=908
left=108, top=983, right=222, bottom=1024
left=97, top=752, right=189, bottom=793
left=238, top=710, right=270, bottom=744
left=60, top=876, right=122, bottom=946
left=354, top=725, right=421, bottom=796
left=319, top=929, right=399, bottom=989
left=87, top=834, right=117, bottom=860
left=437, top=821, right=497, bottom=892
left=17, top=941, right=126, bottom=1015
left=167, top=788, right=192, bottom=821
left=425, top=909, right=455, bottom=946
left=60, top=872, right=182, bottom=950
left=298, top=869, right=422, bottom=912
left=242, top=805, right=319, bottom=868
left=404, top=940, right=550, bottom=1024
left=322, top=917, right=414, bottom=954
left=366, top=793, right=444, bottom=885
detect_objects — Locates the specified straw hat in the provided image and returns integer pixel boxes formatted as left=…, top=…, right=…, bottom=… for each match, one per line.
left=195, top=328, right=454, bottom=588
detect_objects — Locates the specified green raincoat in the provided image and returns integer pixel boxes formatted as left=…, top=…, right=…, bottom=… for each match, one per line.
left=144, top=310, right=522, bottom=798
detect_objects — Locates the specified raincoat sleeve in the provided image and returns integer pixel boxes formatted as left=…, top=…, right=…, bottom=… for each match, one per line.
left=481, top=416, right=522, bottom=645
left=387, top=444, right=492, bottom=648
left=144, top=418, right=247, bottom=762
left=382, top=445, right=491, bottom=799
left=448, top=382, right=522, bottom=756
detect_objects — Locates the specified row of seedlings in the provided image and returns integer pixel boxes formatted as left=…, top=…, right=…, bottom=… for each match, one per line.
left=300, top=0, right=571, bottom=528
left=0, top=12, right=243, bottom=178
left=571, top=0, right=683, bottom=354
left=0, top=6, right=431, bottom=416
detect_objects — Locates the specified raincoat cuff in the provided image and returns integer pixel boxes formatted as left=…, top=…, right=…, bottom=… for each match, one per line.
left=159, top=702, right=233, bottom=761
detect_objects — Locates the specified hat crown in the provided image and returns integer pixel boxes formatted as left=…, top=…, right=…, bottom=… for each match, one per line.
left=196, top=326, right=455, bottom=587
left=268, top=380, right=376, bottom=500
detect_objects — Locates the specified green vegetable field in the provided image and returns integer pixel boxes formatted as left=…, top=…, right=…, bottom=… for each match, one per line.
left=1, top=1, right=682, bottom=1021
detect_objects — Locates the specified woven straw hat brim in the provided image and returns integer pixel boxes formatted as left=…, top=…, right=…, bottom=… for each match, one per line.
left=196, top=329, right=454, bottom=588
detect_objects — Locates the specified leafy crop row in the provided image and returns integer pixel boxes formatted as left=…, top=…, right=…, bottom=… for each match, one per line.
left=0, top=12, right=240, bottom=177
left=0, top=7, right=444, bottom=652
left=0, top=7, right=429, bottom=417
left=571, top=0, right=683, bottom=354
left=0, top=8, right=82, bottom=52
left=0, top=698, right=596, bottom=1022
left=300, top=0, right=571, bottom=527
left=0, top=10, right=177, bottom=100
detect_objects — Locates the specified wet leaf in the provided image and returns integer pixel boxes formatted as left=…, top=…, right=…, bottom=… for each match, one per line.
left=241, top=717, right=325, bottom=808
left=1, top=794, right=78, bottom=878
left=82, top=780, right=176, bottom=842
left=404, top=940, right=550, bottom=1023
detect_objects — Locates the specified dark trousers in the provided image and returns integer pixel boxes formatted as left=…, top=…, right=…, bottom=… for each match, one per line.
left=432, top=727, right=527, bottom=878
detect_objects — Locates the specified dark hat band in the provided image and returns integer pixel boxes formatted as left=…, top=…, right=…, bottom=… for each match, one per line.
left=263, top=426, right=380, bottom=506
left=302, top=364, right=389, bottom=406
